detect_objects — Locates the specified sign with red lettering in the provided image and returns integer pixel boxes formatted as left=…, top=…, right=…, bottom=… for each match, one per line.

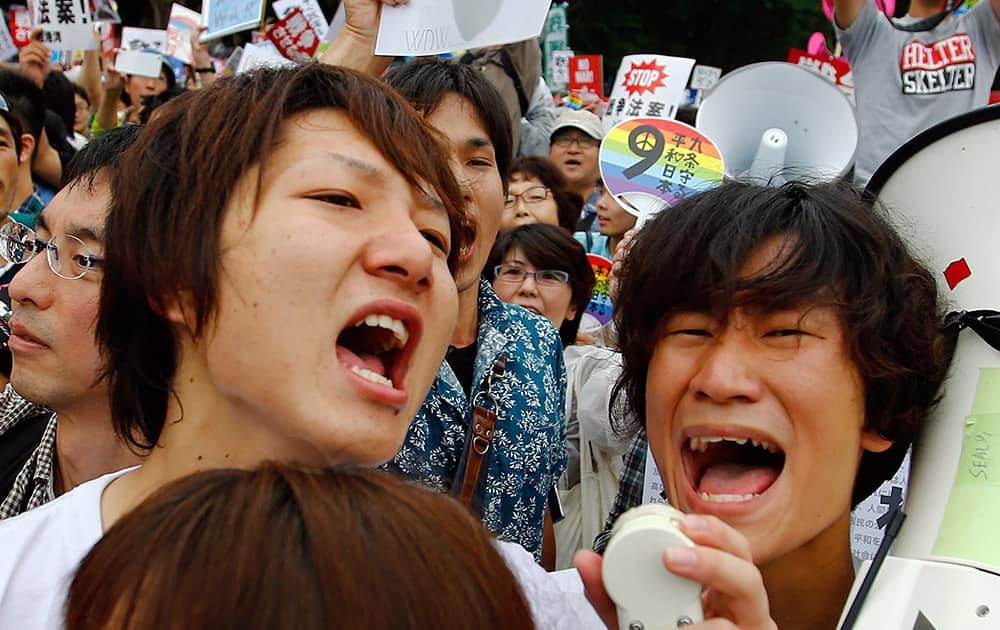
left=899, top=35, right=977, bottom=95
left=787, top=49, right=854, bottom=103
left=569, top=54, right=603, bottom=97
left=603, top=54, right=695, bottom=133
left=10, top=7, right=32, bottom=47
left=267, top=7, right=318, bottom=63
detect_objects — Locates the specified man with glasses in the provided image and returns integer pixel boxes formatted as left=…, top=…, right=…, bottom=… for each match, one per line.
left=549, top=109, right=604, bottom=231
left=0, top=126, right=142, bottom=519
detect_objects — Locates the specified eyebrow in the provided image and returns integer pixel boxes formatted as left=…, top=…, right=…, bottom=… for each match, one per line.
left=321, top=151, right=446, bottom=216
left=463, top=136, right=494, bottom=151
left=35, top=213, right=104, bottom=243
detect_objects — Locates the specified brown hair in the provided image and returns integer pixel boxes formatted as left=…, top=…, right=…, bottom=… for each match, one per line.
left=66, top=464, right=535, bottom=630
left=508, top=156, right=584, bottom=233
left=98, top=64, right=472, bottom=452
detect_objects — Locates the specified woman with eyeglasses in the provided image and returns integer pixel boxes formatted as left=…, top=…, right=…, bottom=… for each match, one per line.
left=500, top=157, right=582, bottom=234
left=487, top=224, right=628, bottom=570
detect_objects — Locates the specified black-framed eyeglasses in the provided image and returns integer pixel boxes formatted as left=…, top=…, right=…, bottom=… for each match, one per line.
left=493, top=264, right=570, bottom=287
left=504, top=186, right=551, bottom=208
left=552, top=134, right=599, bottom=148
left=0, top=219, right=104, bottom=280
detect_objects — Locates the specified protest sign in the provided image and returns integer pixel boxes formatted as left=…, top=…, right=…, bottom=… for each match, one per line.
left=10, top=7, right=32, bottom=48
left=236, top=41, right=295, bottom=74
left=375, top=0, right=550, bottom=56
left=787, top=48, right=855, bottom=104
left=166, top=3, right=201, bottom=65
left=550, top=49, right=573, bottom=87
left=690, top=64, right=722, bottom=90
left=115, top=49, right=164, bottom=79
left=323, top=2, right=346, bottom=44
left=31, top=0, right=98, bottom=50
left=0, top=17, right=18, bottom=60
left=600, top=118, right=724, bottom=222
left=603, top=54, right=696, bottom=132
left=92, top=0, right=121, bottom=23
left=121, top=27, right=167, bottom=53
left=583, top=254, right=614, bottom=326
left=569, top=54, right=603, bottom=97
left=543, top=2, right=569, bottom=88
left=267, top=8, right=318, bottom=63
left=273, top=0, right=328, bottom=40
left=202, top=0, right=265, bottom=41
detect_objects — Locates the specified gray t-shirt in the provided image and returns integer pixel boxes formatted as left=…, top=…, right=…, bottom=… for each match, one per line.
left=837, top=0, right=1000, bottom=184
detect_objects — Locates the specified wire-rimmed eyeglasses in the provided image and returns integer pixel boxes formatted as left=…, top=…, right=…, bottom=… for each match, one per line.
left=0, top=219, right=104, bottom=280
left=493, top=264, right=570, bottom=287
left=504, top=186, right=551, bottom=208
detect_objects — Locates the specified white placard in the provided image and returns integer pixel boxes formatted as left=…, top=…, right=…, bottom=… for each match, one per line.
left=121, top=27, right=168, bottom=53
left=31, top=0, right=99, bottom=51
left=375, top=0, right=549, bottom=56
left=115, top=50, right=164, bottom=79
left=273, top=0, right=328, bottom=39
left=690, top=65, right=722, bottom=91
left=202, top=0, right=266, bottom=41
left=236, top=41, right=296, bottom=74
left=602, top=54, right=696, bottom=133
left=550, top=49, right=573, bottom=86
left=166, top=4, right=202, bottom=65
left=0, top=18, right=18, bottom=61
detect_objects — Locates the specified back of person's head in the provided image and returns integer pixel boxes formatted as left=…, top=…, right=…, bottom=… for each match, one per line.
left=42, top=70, right=76, bottom=134
left=66, top=464, right=535, bottom=630
left=98, top=64, right=471, bottom=453
left=487, top=223, right=595, bottom=346
left=613, top=180, right=952, bottom=504
left=0, top=69, right=46, bottom=143
left=508, top=156, right=582, bottom=233
left=62, top=124, right=142, bottom=190
left=385, top=59, right=513, bottom=183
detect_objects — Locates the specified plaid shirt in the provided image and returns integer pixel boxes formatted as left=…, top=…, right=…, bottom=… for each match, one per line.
left=592, top=427, right=647, bottom=553
left=8, top=186, right=45, bottom=229
left=0, top=384, right=56, bottom=519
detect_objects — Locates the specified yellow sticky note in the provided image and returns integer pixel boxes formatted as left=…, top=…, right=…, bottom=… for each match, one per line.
left=933, top=368, right=1000, bottom=565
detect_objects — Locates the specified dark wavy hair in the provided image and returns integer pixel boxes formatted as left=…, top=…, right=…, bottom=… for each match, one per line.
left=612, top=180, right=952, bottom=505
left=67, top=464, right=535, bottom=630
left=507, top=156, right=583, bottom=233
left=98, top=64, right=472, bottom=452
left=487, top=223, right=595, bottom=347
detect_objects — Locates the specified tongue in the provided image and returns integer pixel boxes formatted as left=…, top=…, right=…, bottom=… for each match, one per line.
left=698, top=463, right=779, bottom=496
left=336, top=344, right=387, bottom=377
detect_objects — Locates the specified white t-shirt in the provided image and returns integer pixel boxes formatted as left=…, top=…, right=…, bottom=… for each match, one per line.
left=0, top=468, right=604, bottom=629
left=0, top=467, right=133, bottom=629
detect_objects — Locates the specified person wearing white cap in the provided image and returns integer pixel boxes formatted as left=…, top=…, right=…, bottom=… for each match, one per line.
left=549, top=109, right=604, bottom=231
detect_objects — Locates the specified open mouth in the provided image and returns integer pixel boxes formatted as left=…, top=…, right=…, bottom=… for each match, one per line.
left=336, top=312, right=415, bottom=393
left=564, top=158, right=582, bottom=168
left=682, top=434, right=786, bottom=503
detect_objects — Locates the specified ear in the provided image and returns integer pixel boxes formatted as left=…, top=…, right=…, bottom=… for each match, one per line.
left=18, top=133, right=34, bottom=164
left=565, top=303, right=578, bottom=323
left=156, top=290, right=198, bottom=333
left=861, top=428, right=893, bottom=454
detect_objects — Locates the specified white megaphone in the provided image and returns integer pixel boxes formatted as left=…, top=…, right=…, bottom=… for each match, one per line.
left=696, top=62, right=857, bottom=184
left=838, top=104, right=1000, bottom=629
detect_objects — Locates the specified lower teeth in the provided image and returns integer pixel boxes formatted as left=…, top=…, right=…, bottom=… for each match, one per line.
left=699, top=492, right=758, bottom=503
left=350, top=365, right=393, bottom=388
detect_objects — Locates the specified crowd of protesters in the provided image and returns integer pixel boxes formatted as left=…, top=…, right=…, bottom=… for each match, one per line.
left=0, top=0, right=993, bottom=627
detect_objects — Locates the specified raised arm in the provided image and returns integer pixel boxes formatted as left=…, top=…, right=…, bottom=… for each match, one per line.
left=319, top=0, right=406, bottom=75
left=834, top=0, right=867, bottom=28
left=79, top=50, right=103, bottom=114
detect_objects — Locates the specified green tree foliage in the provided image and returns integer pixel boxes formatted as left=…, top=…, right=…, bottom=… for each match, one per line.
left=566, top=0, right=832, bottom=76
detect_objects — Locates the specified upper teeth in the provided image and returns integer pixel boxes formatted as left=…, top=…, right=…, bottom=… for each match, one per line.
left=355, top=314, right=409, bottom=349
left=688, top=436, right=778, bottom=453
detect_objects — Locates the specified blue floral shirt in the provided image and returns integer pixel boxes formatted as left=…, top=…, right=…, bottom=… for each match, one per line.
left=387, top=279, right=568, bottom=561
